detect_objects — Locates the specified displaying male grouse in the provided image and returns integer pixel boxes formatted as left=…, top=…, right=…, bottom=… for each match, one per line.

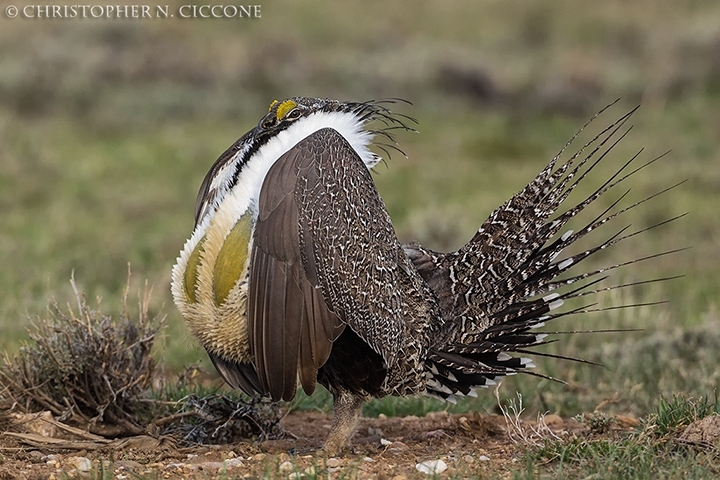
left=171, top=98, right=679, bottom=454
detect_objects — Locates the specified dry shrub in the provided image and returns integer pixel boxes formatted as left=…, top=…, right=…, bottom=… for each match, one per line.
left=0, top=273, right=284, bottom=446
left=0, top=276, right=160, bottom=437
left=495, top=388, right=561, bottom=446
left=155, top=393, right=282, bottom=445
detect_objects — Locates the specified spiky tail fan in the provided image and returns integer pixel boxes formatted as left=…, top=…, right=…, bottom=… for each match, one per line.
left=404, top=102, right=685, bottom=402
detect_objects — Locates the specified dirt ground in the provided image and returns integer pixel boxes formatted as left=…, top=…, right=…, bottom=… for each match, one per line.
left=0, top=409, right=604, bottom=479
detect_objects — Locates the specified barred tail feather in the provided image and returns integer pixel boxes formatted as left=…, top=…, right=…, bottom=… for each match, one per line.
left=411, top=104, right=684, bottom=402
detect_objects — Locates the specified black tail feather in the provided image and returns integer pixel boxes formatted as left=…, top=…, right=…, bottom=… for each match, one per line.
left=418, top=103, right=683, bottom=402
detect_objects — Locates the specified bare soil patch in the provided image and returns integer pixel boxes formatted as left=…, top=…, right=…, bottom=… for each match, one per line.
left=0, top=409, right=605, bottom=479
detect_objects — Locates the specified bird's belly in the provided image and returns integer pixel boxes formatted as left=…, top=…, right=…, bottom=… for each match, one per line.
left=318, top=328, right=387, bottom=397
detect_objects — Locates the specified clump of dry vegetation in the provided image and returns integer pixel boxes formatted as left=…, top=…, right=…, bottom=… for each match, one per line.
left=157, top=393, right=282, bottom=446
left=0, top=274, right=282, bottom=446
left=0, top=276, right=159, bottom=437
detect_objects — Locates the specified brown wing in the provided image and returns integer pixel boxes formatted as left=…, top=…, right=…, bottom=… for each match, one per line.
left=248, top=127, right=414, bottom=401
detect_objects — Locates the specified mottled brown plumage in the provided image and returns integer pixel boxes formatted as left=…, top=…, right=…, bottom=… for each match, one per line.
left=172, top=98, right=680, bottom=455
left=250, top=128, right=440, bottom=403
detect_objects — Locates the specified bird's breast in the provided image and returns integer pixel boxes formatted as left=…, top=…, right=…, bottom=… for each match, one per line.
left=172, top=209, right=255, bottom=363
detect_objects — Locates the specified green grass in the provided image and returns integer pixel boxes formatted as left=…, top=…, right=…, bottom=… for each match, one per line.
left=649, top=394, right=720, bottom=437
left=517, top=395, right=720, bottom=479
left=519, top=437, right=719, bottom=480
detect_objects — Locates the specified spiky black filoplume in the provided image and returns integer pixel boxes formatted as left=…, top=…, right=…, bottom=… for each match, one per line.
left=172, top=97, right=681, bottom=454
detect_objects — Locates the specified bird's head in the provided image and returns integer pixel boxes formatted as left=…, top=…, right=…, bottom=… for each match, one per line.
left=193, top=97, right=414, bottom=227
left=255, top=96, right=410, bottom=139
left=255, top=98, right=344, bottom=139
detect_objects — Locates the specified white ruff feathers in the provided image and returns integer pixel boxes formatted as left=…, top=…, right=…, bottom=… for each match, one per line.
left=171, top=110, right=377, bottom=310
left=235, top=110, right=379, bottom=221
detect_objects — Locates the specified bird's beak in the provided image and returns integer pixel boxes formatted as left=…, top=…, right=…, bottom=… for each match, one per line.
left=257, top=112, right=275, bottom=131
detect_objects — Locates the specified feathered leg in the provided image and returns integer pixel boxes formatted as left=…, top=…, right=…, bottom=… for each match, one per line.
left=323, top=389, right=364, bottom=456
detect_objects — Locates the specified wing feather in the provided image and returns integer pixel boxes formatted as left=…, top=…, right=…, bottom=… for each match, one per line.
left=206, top=350, right=264, bottom=396
left=249, top=129, right=345, bottom=400
left=248, top=127, right=433, bottom=400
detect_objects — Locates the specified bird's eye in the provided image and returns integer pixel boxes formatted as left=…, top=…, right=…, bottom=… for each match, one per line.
left=284, top=108, right=302, bottom=121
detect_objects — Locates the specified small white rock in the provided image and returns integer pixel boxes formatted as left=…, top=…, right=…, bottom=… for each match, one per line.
left=326, top=458, right=341, bottom=468
left=224, top=457, right=244, bottom=468
left=416, top=459, right=448, bottom=475
left=68, top=457, right=92, bottom=472
left=378, top=413, right=388, bottom=419
left=479, top=455, right=490, bottom=461
left=380, top=438, right=393, bottom=446
left=288, top=473, right=303, bottom=480
left=279, top=461, right=294, bottom=473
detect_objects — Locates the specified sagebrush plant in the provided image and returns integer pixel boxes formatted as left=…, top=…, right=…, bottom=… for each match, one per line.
left=0, top=273, right=284, bottom=444
left=573, top=411, right=616, bottom=435
left=0, top=274, right=160, bottom=436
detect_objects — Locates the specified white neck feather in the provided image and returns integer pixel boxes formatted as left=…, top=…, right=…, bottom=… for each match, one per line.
left=172, top=110, right=377, bottom=303
left=241, top=110, right=379, bottom=217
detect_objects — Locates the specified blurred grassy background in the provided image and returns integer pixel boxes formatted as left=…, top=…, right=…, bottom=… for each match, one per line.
left=1, top=0, right=719, bottom=416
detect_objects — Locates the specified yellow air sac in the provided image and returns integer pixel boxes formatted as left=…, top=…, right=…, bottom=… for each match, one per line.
left=213, top=213, right=253, bottom=306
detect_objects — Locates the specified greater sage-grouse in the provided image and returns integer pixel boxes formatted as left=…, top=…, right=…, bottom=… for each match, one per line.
left=172, top=97, right=679, bottom=454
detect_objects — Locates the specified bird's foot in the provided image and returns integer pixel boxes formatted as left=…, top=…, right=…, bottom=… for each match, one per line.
left=323, top=390, right=364, bottom=457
